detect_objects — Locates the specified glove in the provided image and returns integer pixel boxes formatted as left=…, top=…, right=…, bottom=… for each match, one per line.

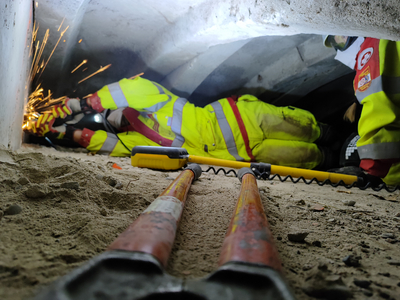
left=51, top=98, right=81, bottom=119
left=28, top=112, right=66, bottom=139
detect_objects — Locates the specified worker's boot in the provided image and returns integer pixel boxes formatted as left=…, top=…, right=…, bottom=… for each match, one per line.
left=315, top=123, right=341, bottom=151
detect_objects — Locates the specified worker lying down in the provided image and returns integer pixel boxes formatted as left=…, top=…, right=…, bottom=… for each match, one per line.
left=27, top=76, right=339, bottom=170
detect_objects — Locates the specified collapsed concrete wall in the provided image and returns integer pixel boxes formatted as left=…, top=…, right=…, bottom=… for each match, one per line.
left=0, top=0, right=32, bottom=150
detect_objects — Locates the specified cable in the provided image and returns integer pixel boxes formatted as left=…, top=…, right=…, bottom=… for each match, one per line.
left=45, top=137, right=57, bottom=149
left=99, top=110, right=132, bottom=153
left=202, top=167, right=400, bottom=192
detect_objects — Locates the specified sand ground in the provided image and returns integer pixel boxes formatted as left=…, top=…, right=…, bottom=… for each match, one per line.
left=0, top=144, right=399, bottom=300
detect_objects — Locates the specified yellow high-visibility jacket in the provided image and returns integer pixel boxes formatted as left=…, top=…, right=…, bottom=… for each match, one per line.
left=85, top=77, right=322, bottom=169
left=353, top=38, right=400, bottom=185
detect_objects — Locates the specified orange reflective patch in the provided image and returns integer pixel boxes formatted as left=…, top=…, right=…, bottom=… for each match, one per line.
left=357, top=66, right=372, bottom=92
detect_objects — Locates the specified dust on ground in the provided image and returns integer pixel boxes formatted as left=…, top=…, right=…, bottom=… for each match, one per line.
left=0, top=144, right=399, bottom=300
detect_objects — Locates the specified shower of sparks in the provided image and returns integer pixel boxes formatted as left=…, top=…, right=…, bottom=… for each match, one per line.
left=23, top=20, right=67, bottom=130
left=78, top=64, right=111, bottom=84
left=23, top=85, right=67, bottom=130
left=82, top=67, right=88, bottom=72
left=71, top=60, right=87, bottom=73
left=37, top=25, right=69, bottom=81
left=29, top=28, right=49, bottom=82
left=23, top=18, right=112, bottom=132
left=29, top=22, right=39, bottom=57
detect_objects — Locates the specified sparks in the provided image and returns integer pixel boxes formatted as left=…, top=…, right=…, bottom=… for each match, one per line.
left=22, top=84, right=67, bottom=130
left=29, top=22, right=39, bottom=57
left=37, top=25, right=69, bottom=81
left=78, top=64, right=112, bottom=84
left=30, top=29, right=49, bottom=82
left=83, top=94, right=93, bottom=99
left=24, top=20, right=112, bottom=134
left=71, top=59, right=88, bottom=73
left=129, top=72, right=144, bottom=79
left=57, top=18, right=65, bottom=32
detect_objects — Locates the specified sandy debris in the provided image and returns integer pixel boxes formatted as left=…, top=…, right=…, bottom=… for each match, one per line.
left=0, top=144, right=399, bottom=300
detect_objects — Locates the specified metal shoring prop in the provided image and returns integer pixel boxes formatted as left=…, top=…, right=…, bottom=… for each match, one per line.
left=218, top=167, right=284, bottom=269
left=107, top=164, right=202, bottom=267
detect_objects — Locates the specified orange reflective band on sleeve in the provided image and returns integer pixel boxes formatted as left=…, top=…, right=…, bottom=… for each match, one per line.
left=89, top=92, right=105, bottom=113
left=79, top=128, right=96, bottom=148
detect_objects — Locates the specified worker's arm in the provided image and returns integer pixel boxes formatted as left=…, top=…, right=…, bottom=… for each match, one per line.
left=357, top=92, right=400, bottom=179
left=354, top=39, right=400, bottom=183
left=84, top=77, right=176, bottom=113
left=72, top=128, right=159, bottom=156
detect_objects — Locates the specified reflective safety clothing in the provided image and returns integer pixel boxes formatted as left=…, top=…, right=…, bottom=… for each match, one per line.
left=353, top=38, right=400, bottom=184
left=85, top=77, right=322, bottom=169
left=383, top=162, right=400, bottom=186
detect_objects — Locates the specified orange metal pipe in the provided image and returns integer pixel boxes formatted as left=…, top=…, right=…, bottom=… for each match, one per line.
left=107, top=167, right=197, bottom=268
left=218, top=170, right=282, bottom=271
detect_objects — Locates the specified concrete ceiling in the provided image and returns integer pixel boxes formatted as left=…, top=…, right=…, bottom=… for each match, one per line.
left=34, top=0, right=400, bottom=109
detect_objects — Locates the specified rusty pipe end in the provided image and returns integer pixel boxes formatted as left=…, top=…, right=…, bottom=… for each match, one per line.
left=185, top=163, right=202, bottom=181
left=237, top=167, right=255, bottom=182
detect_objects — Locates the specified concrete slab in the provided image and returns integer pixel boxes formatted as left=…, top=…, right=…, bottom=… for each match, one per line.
left=0, top=0, right=32, bottom=150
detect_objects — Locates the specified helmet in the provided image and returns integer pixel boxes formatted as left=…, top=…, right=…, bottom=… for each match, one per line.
left=323, top=35, right=358, bottom=51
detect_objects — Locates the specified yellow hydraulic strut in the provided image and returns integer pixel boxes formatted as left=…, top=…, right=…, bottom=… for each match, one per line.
left=131, top=146, right=359, bottom=185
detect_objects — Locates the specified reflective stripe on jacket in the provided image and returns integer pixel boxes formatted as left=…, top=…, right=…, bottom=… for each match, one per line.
left=383, top=162, right=400, bottom=186
left=354, top=38, right=400, bottom=162
left=87, top=130, right=159, bottom=157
